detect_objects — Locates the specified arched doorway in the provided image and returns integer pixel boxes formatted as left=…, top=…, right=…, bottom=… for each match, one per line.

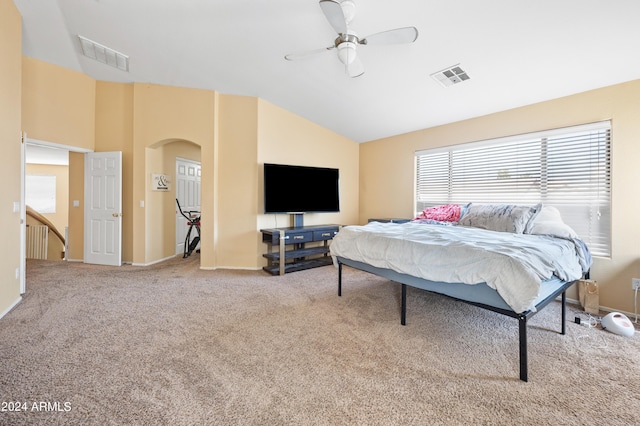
left=175, top=157, right=201, bottom=256
left=145, top=138, right=201, bottom=264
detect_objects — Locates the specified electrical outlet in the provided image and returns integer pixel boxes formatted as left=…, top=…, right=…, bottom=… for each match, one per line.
left=632, top=278, right=640, bottom=290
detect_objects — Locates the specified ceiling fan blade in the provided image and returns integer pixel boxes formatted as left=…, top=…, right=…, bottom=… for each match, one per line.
left=319, top=0, right=347, bottom=34
left=362, top=27, right=419, bottom=45
left=347, top=55, right=364, bottom=78
left=285, top=46, right=335, bottom=61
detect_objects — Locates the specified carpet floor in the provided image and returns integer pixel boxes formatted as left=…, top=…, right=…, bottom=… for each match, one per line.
left=1, top=256, right=639, bottom=425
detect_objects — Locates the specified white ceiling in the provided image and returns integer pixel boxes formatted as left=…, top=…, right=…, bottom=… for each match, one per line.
left=13, top=0, right=640, bottom=143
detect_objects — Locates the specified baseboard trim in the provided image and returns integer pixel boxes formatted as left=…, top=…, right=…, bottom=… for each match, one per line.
left=564, top=296, right=579, bottom=306
left=67, top=259, right=133, bottom=265
left=561, top=295, right=637, bottom=319
left=199, top=266, right=262, bottom=271
left=0, top=296, right=22, bottom=321
left=131, top=255, right=176, bottom=267
left=70, top=254, right=262, bottom=271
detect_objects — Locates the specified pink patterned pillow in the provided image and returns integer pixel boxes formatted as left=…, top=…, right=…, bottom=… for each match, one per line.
left=415, top=204, right=462, bottom=222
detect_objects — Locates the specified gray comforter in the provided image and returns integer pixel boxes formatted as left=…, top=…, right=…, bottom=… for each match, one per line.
left=330, top=221, right=591, bottom=313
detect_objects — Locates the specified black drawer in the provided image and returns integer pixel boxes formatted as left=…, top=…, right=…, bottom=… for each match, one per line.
left=282, top=231, right=312, bottom=244
left=314, top=229, right=337, bottom=241
left=260, top=225, right=339, bottom=247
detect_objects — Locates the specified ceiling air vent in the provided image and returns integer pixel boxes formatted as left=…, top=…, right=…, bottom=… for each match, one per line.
left=78, top=35, right=129, bottom=72
left=430, top=64, right=470, bottom=87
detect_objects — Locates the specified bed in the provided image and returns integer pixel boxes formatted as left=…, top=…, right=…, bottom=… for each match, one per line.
left=330, top=203, right=592, bottom=381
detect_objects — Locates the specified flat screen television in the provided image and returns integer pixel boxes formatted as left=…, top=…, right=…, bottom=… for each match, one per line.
left=264, top=163, right=340, bottom=214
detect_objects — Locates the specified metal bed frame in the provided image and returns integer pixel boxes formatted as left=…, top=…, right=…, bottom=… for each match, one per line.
left=336, top=257, right=578, bottom=382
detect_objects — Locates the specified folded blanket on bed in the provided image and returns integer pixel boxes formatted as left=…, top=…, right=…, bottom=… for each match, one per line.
left=414, top=203, right=462, bottom=222
left=330, top=221, right=591, bottom=313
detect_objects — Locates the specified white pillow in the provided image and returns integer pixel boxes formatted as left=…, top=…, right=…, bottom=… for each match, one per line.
left=533, top=205, right=563, bottom=222
left=459, top=203, right=542, bottom=234
left=527, top=206, right=578, bottom=238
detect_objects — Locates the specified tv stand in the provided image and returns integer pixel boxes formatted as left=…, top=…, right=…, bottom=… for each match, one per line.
left=260, top=224, right=340, bottom=275
left=292, top=213, right=304, bottom=228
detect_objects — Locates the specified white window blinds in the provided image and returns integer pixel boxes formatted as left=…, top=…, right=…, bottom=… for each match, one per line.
left=415, top=121, right=611, bottom=256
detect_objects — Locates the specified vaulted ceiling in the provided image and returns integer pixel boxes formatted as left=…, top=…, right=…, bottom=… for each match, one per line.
left=14, top=0, right=640, bottom=143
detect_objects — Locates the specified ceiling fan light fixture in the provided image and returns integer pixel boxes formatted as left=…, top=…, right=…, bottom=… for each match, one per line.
left=285, top=1, right=418, bottom=77
left=340, top=0, right=356, bottom=25
left=337, top=41, right=357, bottom=65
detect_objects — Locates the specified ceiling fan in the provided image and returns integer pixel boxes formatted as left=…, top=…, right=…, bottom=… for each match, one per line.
left=284, top=0, right=418, bottom=78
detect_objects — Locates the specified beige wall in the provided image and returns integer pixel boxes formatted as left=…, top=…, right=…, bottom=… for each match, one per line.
left=257, top=100, right=360, bottom=228
left=146, top=140, right=201, bottom=260
left=21, top=56, right=96, bottom=264
left=14, top=33, right=361, bottom=273
left=22, top=57, right=95, bottom=149
left=19, top=70, right=357, bottom=272
left=257, top=100, right=360, bottom=268
left=197, top=94, right=360, bottom=270
left=95, top=81, right=134, bottom=262
left=25, top=163, right=69, bottom=234
left=360, top=80, right=640, bottom=314
left=0, top=0, right=22, bottom=316
left=216, top=95, right=259, bottom=268
left=67, top=152, right=84, bottom=261
left=132, top=83, right=215, bottom=266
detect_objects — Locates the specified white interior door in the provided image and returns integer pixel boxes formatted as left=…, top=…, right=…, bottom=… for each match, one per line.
left=176, top=158, right=201, bottom=255
left=84, top=151, right=122, bottom=266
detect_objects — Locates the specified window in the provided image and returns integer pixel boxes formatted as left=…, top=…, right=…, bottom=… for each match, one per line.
left=415, top=121, right=611, bottom=256
left=26, top=174, right=57, bottom=214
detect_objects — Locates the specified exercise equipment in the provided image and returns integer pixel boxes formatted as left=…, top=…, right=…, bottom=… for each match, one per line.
left=176, top=198, right=201, bottom=258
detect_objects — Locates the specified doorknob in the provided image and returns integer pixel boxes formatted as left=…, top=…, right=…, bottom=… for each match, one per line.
left=112, top=213, right=122, bottom=217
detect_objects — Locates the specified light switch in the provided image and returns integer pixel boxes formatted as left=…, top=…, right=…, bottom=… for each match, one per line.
left=140, top=200, right=145, bottom=208
left=13, top=201, right=19, bottom=213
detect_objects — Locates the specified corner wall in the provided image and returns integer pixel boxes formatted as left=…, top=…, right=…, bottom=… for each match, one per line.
left=14, top=48, right=359, bottom=274
left=257, top=100, right=360, bottom=268
left=21, top=57, right=95, bottom=149
left=215, top=95, right=259, bottom=269
left=131, top=83, right=215, bottom=266
left=67, top=152, right=84, bottom=261
left=359, top=80, right=640, bottom=314
left=21, top=57, right=97, bottom=264
left=95, top=81, right=134, bottom=262
left=257, top=100, right=360, bottom=228
left=0, top=0, right=23, bottom=316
